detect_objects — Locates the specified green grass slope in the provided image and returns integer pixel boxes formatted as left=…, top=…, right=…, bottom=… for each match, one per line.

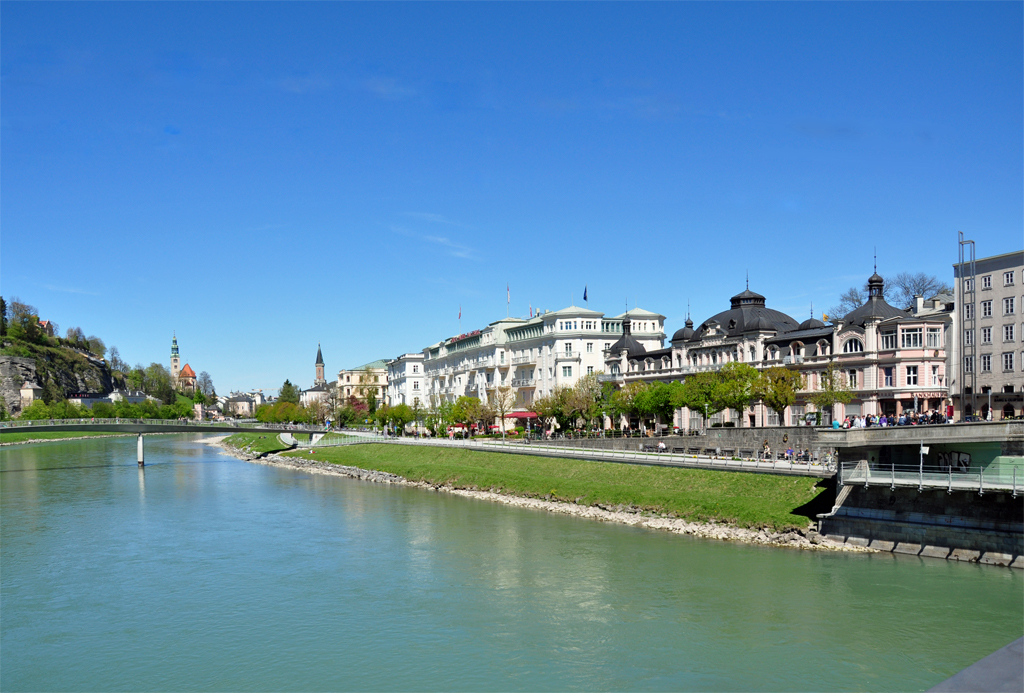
left=285, top=443, right=833, bottom=530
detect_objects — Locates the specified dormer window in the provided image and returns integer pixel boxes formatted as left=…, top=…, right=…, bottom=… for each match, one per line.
left=842, top=338, right=864, bottom=353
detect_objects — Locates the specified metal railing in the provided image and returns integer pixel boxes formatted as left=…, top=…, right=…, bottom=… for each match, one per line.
left=839, top=461, right=1020, bottom=495
left=290, top=433, right=832, bottom=477
left=0, top=418, right=327, bottom=433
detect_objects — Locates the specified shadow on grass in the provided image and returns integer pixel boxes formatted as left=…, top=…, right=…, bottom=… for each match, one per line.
left=790, top=477, right=835, bottom=523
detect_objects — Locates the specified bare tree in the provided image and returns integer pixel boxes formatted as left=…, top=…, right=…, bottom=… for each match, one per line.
left=491, top=385, right=516, bottom=439
left=826, top=285, right=867, bottom=323
left=108, top=346, right=129, bottom=373
left=197, top=371, right=215, bottom=396
left=885, top=272, right=952, bottom=310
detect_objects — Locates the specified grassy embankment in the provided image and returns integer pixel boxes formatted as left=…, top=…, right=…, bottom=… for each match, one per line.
left=224, top=432, right=295, bottom=455
left=276, top=442, right=832, bottom=530
left=0, top=430, right=134, bottom=444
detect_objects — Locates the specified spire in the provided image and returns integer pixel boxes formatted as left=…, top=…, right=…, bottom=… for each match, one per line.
left=873, top=247, right=877, bottom=274
left=171, top=332, right=179, bottom=357
left=315, top=342, right=324, bottom=366
left=746, top=270, right=749, bottom=290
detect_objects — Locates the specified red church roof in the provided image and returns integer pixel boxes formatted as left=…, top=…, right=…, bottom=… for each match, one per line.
left=179, top=363, right=196, bottom=378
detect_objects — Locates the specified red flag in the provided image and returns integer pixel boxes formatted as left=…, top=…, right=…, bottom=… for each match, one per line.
left=507, top=283, right=510, bottom=304
left=459, top=305, right=461, bottom=320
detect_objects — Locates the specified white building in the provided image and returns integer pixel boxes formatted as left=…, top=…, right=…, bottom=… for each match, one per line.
left=386, top=353, right=426, bottom=409
left=422, top=305, right=665, bottom=412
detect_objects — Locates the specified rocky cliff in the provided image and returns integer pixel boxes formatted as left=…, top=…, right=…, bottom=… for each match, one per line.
left=0, top=342, right=123, bottom=413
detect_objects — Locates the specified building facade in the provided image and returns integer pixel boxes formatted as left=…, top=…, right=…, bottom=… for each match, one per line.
left=338, top=360, right=388, bottom=405
left=422, top=305, right=665, bottom=411
left=608, top=275, right=951, bottom=429
left=386, top=353, right=426, bottom=409
left=953, top=249, right=1024, bottom=420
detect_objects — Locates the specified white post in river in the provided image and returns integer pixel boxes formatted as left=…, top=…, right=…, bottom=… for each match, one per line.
left=137, top=434, right=144, bottom=467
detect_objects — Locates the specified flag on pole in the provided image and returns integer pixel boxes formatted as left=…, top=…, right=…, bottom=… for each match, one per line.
left=507, top=283, right=510, bottom=304
left=529, top=303, right=533, bottom=318
left=459, top=305, right=461, bottom=320
left=583, top=285, right=588, bottom=302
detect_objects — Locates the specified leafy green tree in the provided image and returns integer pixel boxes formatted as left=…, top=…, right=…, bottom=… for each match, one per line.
left=7, top=298, right=41, bottom=343
left=0, top=296, right=7, bottom=337
left=809, top=361, right=852, bottom=425
left=192, top=390, right=208, bottom=405
left=279, top=379, right=299, bottom=404
left=715, top=362, right=760, bottom=424
left=388, top=403, right=415, bottom=434
left=19, top=400, right=51, bottom=420
left=754, top=367, right=804, bottom=426
left=91, top=401, right=115, bottom=418
left=0, top=394, right=8, bottom=421
left=672, top=371, right=725, bottom=428
left=633, top=381, right=676, bottom=428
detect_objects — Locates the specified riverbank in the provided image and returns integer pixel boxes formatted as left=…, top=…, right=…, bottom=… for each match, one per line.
left=0, top=430, right=137, bottom=446
left=218, top=435, right=871, bottom=553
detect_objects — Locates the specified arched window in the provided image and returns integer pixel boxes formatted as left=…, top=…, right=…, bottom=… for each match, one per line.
left=749, top=347, right=757, bottom=361
left=843, top=338, right=864, bottom=353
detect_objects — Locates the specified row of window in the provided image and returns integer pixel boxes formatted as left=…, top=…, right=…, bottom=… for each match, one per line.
left=964, top=271, right=1016, bottom=291
left=963, top=297, right=1016, bottom=319
left=964, top=353, right=1018, bottom=372
left=964, top=325, right=1018, bottom=345
left=830, top=365, right=939, bottom=389
left=842, top=327, right=943, bottom=353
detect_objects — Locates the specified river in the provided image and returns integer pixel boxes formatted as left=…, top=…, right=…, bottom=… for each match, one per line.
left=2, top=435, right=1021, bottom=691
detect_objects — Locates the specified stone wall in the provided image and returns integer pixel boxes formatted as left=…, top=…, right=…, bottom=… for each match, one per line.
left=820, top=485, right=1023, bottom=568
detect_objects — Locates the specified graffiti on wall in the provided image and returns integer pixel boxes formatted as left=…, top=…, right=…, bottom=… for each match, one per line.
left=936, top=451, right=972, bottom=473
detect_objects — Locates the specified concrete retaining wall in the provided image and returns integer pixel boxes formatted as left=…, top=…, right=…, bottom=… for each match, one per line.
left=820, top=486, right=1023, bottom=568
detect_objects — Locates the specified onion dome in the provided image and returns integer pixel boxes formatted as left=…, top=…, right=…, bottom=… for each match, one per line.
left=671, top=318, right=695, bottom=343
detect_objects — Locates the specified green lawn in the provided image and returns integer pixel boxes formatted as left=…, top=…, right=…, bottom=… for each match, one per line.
left=224, top=432, right=294, bottom=455
left=0, top=430, right=132, bottom=444
left=284, top=443, right=833, bottom=530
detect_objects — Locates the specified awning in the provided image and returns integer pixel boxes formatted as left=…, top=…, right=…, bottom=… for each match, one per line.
left=505, top=411, right=538, bottom=419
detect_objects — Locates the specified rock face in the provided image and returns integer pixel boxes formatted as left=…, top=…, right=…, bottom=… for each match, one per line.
left=0, top=356, right=36, bottom=413
left=0, top=348, right=119, bottom=414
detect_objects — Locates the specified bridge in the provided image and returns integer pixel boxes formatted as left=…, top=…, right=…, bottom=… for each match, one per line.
left=0, top=418, right=328, bottom=465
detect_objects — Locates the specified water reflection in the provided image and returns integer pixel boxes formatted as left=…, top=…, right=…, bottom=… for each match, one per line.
left=1, top=435, right=1021, bottom=693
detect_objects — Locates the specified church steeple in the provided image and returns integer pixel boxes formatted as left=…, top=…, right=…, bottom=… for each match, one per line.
left=170, top=332, right=181, bottom=381
left=314, top=342, right=326, bottom=386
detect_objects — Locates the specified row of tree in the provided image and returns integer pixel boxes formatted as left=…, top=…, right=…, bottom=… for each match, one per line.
left=16, top=397, right=198, bottom=421
left=1, top=296, right=107, bottom=356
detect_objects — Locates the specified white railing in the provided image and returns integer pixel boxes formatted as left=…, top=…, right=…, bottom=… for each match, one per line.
left=511, top=378, right=535, bottom=387
left=839, top=461, right=1020, bottom=495
left=511, top=355, right=534, bottom=365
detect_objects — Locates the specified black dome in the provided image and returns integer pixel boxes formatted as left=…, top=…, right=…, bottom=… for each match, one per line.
left=671, top=318, right=695, bottom=343
left=798, top=317, right=826, bottom=330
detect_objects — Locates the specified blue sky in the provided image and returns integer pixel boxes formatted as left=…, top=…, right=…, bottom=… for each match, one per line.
left=2, top=2, right=1021, bottom=394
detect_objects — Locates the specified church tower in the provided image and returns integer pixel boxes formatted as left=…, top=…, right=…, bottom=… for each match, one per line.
left=314, top=343, right=326, bottom=386
left=171, top=332, right=181, bottom=381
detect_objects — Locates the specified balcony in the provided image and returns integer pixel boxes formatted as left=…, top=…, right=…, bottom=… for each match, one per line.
left=782, top=355, right=804, bottom=365
left=511, top=378, right=536, bottom=388
left=512, top=355, right=535, bottom=365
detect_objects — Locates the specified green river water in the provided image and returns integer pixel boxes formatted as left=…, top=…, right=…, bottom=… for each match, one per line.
left=1, top=435, right=1021, bottom=691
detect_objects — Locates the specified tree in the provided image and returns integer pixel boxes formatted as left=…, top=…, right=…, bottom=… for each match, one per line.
left=143, top=363, right=175, bottom=403
left=65, top=326, right=85, bottom=344
left=279, top=379, right=299, bottom=404
left=388, top=403, right=415, bottom=434
left=826, top=285, right=867, bottom=323
left=809, top=361, right=853, bottom=425
left=754, top=367, right=804, bottom=425
left=566, top=373, right=604, bottom=431
left=885, top=272, right=952, bottom=311
left=7, top=298, right=41, bottom=343
left=633, top=381, right=676, bottom=429
left=672, top=372, right=725, bottom=429
left=108, top=346, right=129, bottom=374
left=0, top=296, right=7, bottom=337
left=306, top=397, right=330, bottom=425
left=491, top=386, right=516, bottom=439
left=85, top=336, right=106, bottom=357
left=197, top=371, right=215, bottom=397
left=715, top=362, right=760, bottom=424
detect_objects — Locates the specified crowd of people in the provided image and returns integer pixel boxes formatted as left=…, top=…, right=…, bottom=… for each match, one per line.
left=835, top=410, right=949, bottom=428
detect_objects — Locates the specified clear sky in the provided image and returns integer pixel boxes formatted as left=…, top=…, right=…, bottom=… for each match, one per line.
left=2, top=2, right=1022, bottom=395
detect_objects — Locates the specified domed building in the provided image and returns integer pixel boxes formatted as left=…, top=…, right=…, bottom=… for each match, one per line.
left=608, top=271, right=951, bottom=429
